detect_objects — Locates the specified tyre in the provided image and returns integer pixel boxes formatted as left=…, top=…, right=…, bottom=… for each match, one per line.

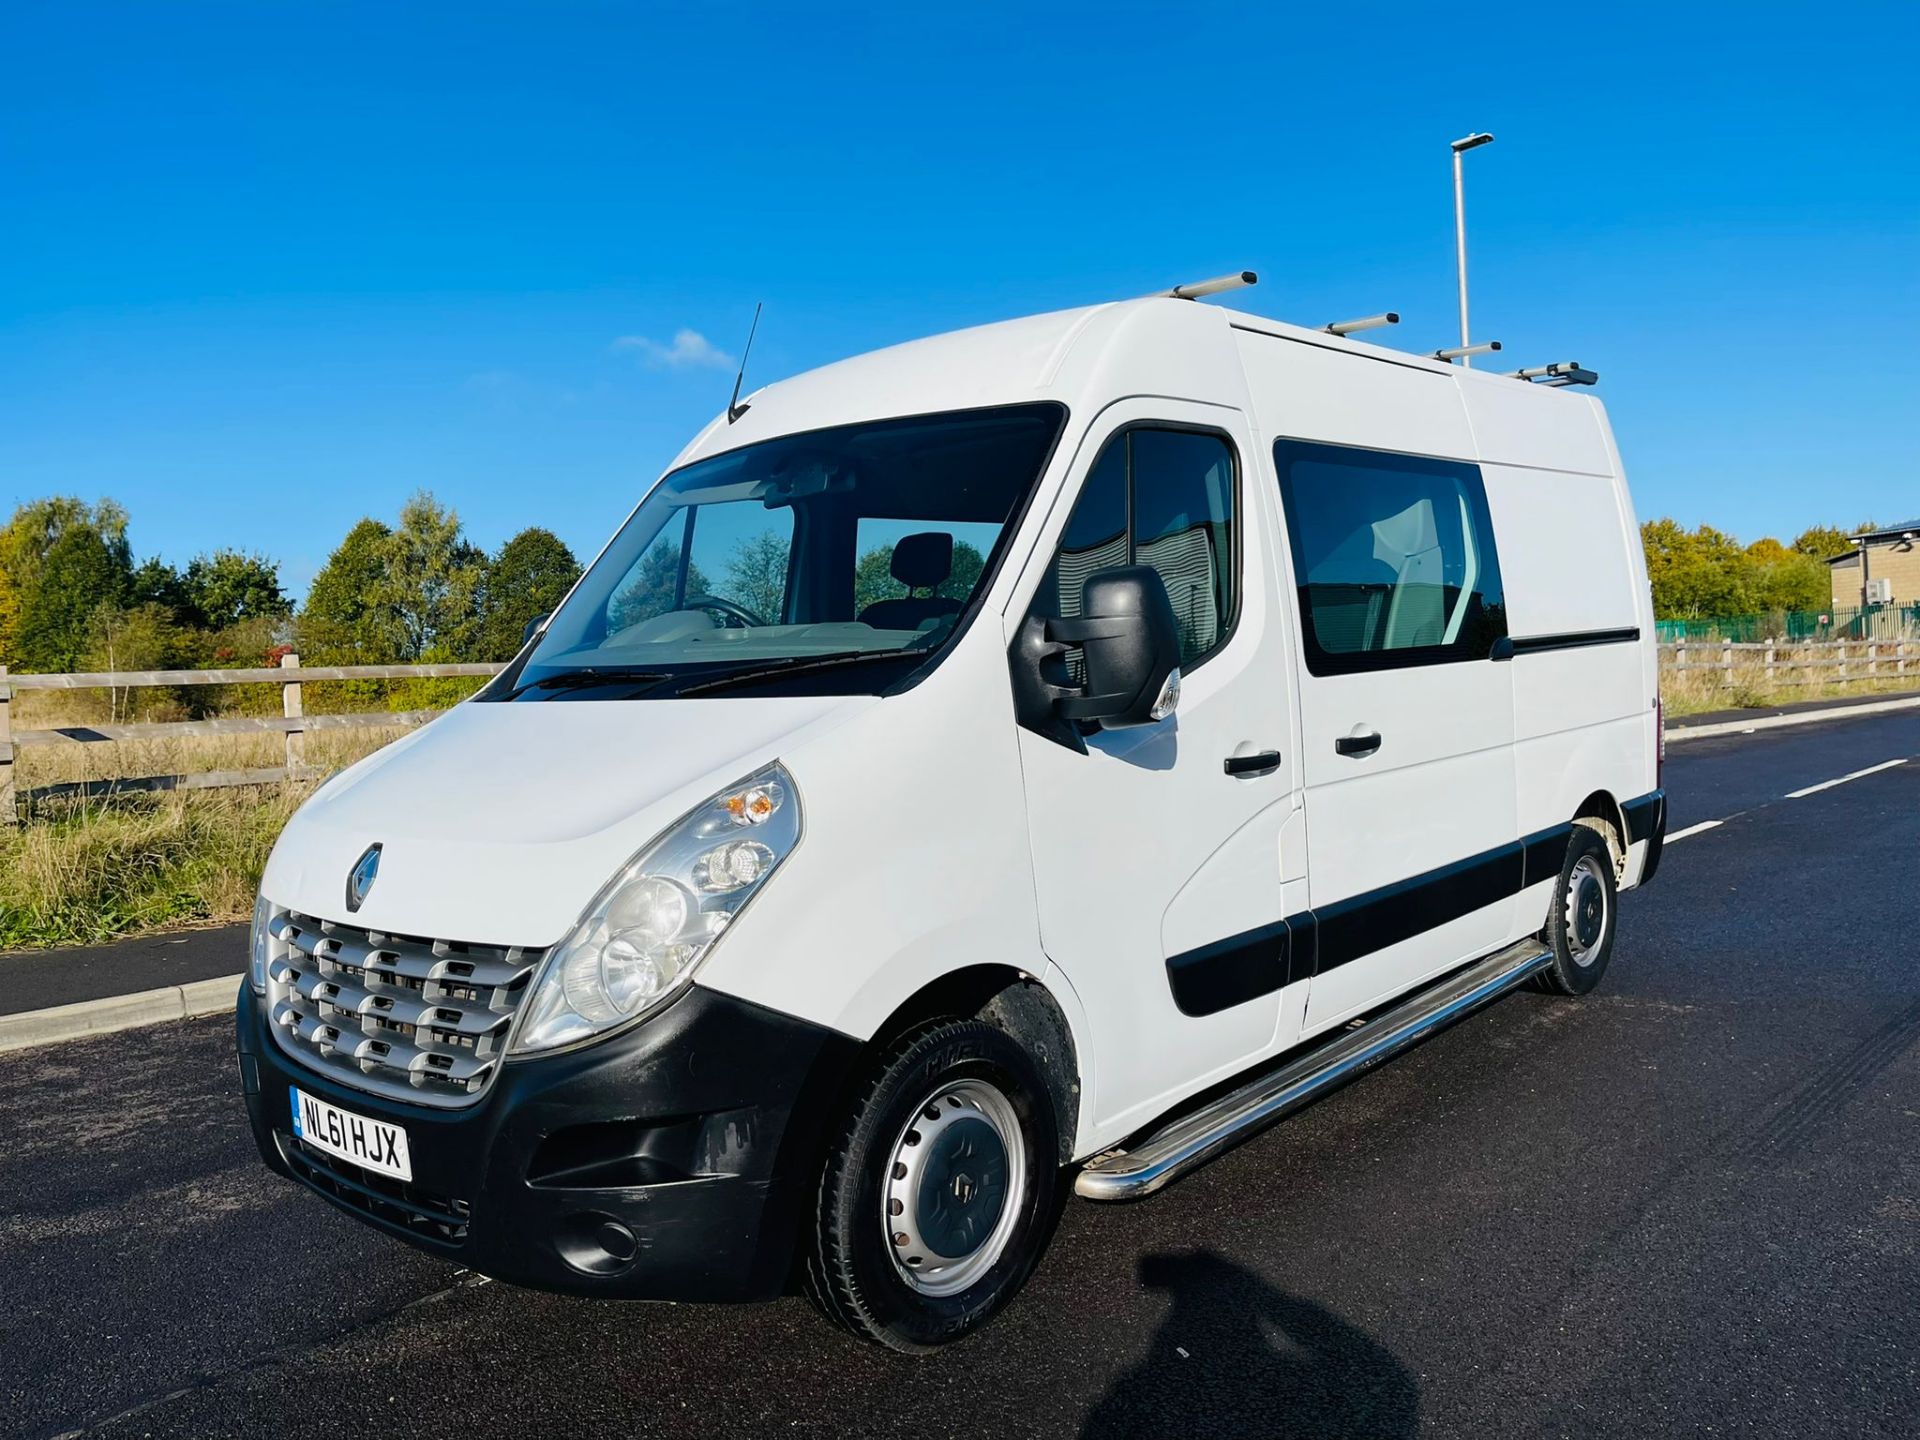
left=805, top=1018, right=1062, bottom=1351
left=1535, top=822, right=1618, bottom=996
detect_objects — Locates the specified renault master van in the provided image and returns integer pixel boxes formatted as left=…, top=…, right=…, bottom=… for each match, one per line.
left=237, top=285, right=1665, bottom=1350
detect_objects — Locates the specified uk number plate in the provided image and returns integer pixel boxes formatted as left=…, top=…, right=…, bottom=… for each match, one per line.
left=290, top=1085, right=413, bottom=1181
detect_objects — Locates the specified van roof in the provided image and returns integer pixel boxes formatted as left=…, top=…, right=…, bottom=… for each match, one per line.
left=669, top=296, right=1575, bottom=471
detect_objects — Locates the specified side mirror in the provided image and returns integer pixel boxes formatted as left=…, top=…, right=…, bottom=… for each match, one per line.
left=1011, top=565, right=1183, bottom=748
left=522, top=612, right=551, bottom=646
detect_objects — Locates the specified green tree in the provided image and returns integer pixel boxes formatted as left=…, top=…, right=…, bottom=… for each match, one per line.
left=375, top=492, right=487, bottom=660
left=724, top=530, right=791, bottom=621
left=0, top=497, right=132, bottom=666
left=17, top=526, right=130, bottom=670
left=129, top=557, right=193, bottom=619
left=302, top=518, right=399, bottom=660
left=181, top=550, right=290, bottom=630
left=480, top=528, right=581, bottom=657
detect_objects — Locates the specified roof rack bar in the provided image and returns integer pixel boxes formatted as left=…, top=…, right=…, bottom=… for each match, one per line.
left=1325, top=312, right=1399, bottom=336
left=1167, top=271, right=1258, bottom=300
left=1434, top=341, right=1501, bottom=362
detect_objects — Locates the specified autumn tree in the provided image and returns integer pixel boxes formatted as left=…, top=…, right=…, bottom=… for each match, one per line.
left=1791, top=524, right=1855, bottom=561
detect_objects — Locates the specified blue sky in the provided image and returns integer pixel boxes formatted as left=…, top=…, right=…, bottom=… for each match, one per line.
left=2, top=1, right=1915, bottom=598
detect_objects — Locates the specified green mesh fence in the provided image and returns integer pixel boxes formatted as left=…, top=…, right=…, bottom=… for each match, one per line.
left=1655, top=604, right=1920, bottom=644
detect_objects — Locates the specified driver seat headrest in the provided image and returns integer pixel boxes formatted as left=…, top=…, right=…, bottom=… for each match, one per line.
left=890, top=532, right=953, bottom=591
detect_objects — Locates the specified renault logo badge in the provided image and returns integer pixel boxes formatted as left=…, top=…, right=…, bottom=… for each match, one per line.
left=346, top=844, right=382, bottom=913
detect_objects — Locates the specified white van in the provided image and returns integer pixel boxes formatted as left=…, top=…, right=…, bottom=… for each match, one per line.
left=237, top=287, right=1666, bottom=1350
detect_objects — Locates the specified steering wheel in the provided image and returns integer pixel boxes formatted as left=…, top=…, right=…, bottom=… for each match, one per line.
left=683, top=594, right=769, bottom=629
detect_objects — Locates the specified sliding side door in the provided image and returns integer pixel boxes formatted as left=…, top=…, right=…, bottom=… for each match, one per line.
left=1272, top=439, right=1520, bottom=1033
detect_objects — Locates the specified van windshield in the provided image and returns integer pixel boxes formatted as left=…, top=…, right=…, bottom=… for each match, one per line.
left=487, top=403, right=1065, bottom=701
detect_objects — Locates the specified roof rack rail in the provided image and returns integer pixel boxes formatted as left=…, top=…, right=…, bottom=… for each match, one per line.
left=1165, top=271, right=1257, bottom=300
left=1435, top=341, right=1501, bottom=362
left=1325, top=312, right=1399, bottom=336
left=1508, top=361, right=1598, bottom=387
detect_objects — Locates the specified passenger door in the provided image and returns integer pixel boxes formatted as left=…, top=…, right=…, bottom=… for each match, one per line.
left=1012, top=402, right=1304, bottom=1142
left=1271, top=439, right=1519, bottom=1033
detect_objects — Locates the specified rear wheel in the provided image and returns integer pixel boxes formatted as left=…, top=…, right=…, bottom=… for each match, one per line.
left=804, top=1019, right=1061, bottom=1351
left=1536, top=823, right=1617, bottom=995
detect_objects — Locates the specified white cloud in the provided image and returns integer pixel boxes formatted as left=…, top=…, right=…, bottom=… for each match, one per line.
left=612, top=328, right=734, bottom=371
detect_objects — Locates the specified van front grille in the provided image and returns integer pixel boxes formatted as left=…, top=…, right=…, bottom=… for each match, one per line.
left=264, top=908, right=540, bottom=1107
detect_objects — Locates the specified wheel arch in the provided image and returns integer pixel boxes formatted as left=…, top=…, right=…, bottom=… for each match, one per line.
left=868, top=965, right=1083, bottom=1165
left=1572, top=788, right=1628, bottom=877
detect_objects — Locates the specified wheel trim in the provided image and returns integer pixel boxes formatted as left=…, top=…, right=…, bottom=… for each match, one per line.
left=1565, top=855, right=1611, bottom=967
left=881, top=1078, right=1027, bottom=1298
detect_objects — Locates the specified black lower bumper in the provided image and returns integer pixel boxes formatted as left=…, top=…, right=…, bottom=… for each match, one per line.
left=237, top=984, right=860, bottom=1301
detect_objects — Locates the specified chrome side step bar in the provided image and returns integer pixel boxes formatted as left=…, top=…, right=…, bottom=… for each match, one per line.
left=1074, top=939, right=1553, bottom=1201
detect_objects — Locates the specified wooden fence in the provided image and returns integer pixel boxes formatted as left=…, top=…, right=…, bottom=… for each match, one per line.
left=0, top=656, right=504, bottom=825
left=1, top=637, right=1915, bottom=825
left=1661, top=636, right=1919, bottom=689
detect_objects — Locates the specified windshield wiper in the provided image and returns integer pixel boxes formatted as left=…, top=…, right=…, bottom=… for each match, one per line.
left=507, top=667, right=675, bottom=699
left=669, top=649, right=922, bottom=697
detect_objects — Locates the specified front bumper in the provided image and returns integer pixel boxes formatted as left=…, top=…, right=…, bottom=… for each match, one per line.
left=237, top=984, right=860, bottom=1301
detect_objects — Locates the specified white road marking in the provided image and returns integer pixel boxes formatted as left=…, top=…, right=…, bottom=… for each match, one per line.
left=1666, top=819, right=1724, bottom=842
left=1784, top=758, right=1908, bottom=800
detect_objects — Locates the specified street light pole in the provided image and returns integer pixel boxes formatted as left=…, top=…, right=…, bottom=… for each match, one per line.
left=1451, top=132, right=1494, bottom=367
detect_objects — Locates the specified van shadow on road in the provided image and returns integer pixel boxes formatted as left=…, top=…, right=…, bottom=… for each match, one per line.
left=1081, top=1249, right=1418, bottom=1439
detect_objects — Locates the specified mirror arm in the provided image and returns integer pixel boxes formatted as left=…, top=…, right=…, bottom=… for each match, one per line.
left=1009, top=613, right=1090, bottom=753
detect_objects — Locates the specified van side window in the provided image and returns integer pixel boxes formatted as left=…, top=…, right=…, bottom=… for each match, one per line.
left=1274, top=439, right=1507, bottom=675
left=1035, top=427, right=1238, bottom=669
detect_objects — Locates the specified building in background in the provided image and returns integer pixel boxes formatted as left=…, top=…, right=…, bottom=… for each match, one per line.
left=1828, top=521, right=1920, bottom=608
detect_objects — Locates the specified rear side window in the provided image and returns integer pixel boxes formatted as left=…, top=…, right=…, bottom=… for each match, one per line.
left=1034, top=426, right=1238, bottom=669
left=1274, top=439, right=1506, bottom=675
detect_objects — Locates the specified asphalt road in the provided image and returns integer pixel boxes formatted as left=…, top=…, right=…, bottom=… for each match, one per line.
left=5, top=710, right=1919, bottom=1439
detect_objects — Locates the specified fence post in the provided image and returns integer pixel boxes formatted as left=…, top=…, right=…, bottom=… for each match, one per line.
left=0, top=664, right=14, bottom=828
left=1721, top=639, right=1734, bottom=689
left=281, top=652, right=304, bottom=777
left=1764, top=638, right=1776, bottom=684
left=1867, top=640, right=1879, bottom=681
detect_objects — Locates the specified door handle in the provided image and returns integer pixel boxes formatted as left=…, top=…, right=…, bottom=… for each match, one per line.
left=1223, top=749, right=1283, bottom=778
left=1335, top=729, right=1382, bottom=758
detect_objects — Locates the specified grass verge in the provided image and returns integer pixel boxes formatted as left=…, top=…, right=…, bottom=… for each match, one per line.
left=0, top=786, right=305, bottom=949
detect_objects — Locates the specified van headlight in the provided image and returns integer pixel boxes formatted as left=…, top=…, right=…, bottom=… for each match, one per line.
left=511, top=762, right=802, bottom=1055
left=249, top=893, right=273, bottom=995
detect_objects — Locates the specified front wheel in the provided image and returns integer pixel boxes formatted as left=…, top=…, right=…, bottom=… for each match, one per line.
left=804, top=1019, right=1062, bottom=1351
